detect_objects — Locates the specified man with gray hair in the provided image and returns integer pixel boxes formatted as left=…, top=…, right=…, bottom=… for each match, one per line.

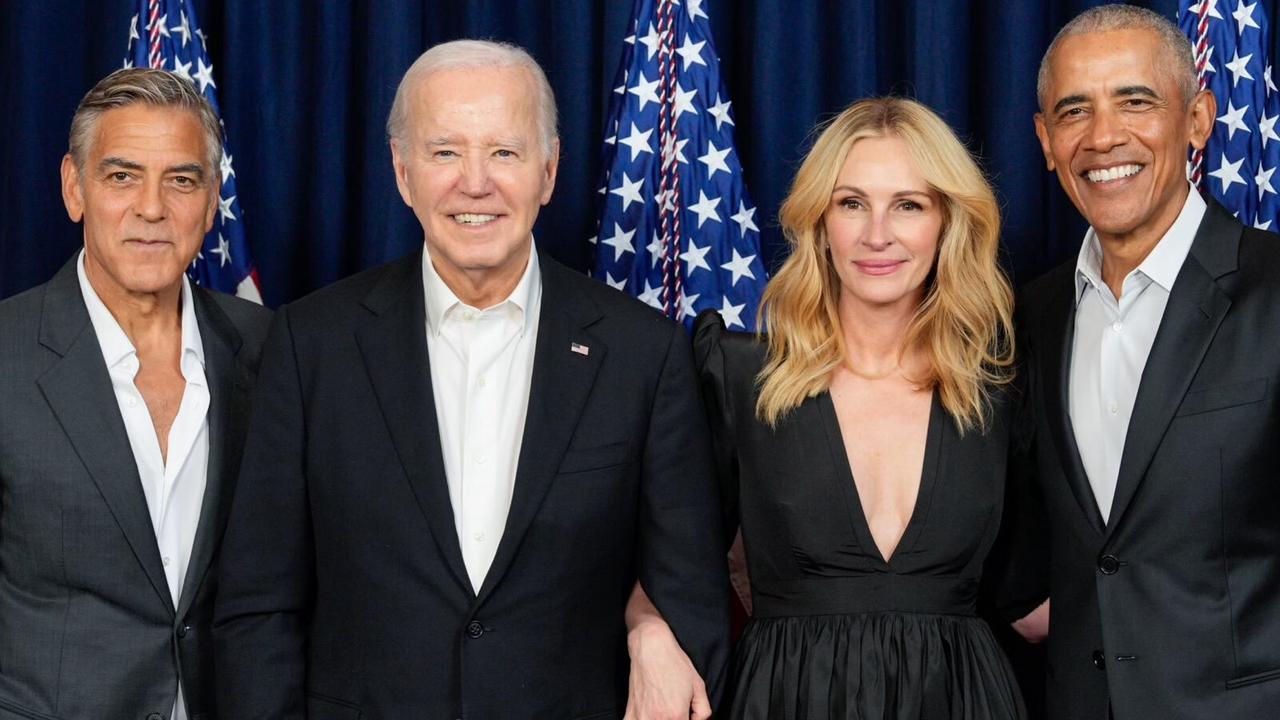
left=0, top=68, right=271, bottom=719
left=1004, top=4, right=1280, bottom=718
left=213, top=39, right=730, bottom=718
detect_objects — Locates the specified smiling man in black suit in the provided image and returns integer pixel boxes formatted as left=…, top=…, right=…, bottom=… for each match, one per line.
left=212, top=39, right=730, bottom=719
left=1005, top=5, right=1280, bottom=719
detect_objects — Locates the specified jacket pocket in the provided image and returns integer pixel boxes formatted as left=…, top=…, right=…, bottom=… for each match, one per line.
left=305, top=691, right=363, bottom=719
left=1175, top=378, right=1268, bottom=417
left=1226, top=666, right=1280, bottom=689
left=0, top=696, right=62, bottom=720
left=558, top=441, right=631, bottom=474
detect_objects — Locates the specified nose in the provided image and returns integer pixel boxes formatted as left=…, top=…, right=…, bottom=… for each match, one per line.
left=861, top=211, right=893, bottom=251
left=458, top=153, right=493, bottom=196
left=1085, top=105, right=1127, bottom=153
left=134, top=178, right=166, bottom=222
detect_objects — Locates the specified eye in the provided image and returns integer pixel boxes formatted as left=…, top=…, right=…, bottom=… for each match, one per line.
left=108, top=171, right=132, bottom=183
left=897, top=199, right=924, bottom=211
left=1121, top=98, right=1152, bottom=109
left=172, top=175, right=196, bottom=187
left=494, top=149, right=517, bottom=159
left=837, top=197, right=864, bottom=210
left=433, top=149, right=458, bottom=159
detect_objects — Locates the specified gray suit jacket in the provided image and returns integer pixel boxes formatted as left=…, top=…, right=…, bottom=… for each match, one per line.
left=0, top=257, right=271, bottom=720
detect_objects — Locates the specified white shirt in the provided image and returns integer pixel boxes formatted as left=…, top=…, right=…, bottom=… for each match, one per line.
left=77, top=251, right=209, bottom=720
left=422, top=243, right=541, bottom=592
left=1069, top=187, right=1205, bottom=522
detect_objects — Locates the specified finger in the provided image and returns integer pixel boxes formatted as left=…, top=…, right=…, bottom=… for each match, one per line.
left=691, top=683, right=712, bottom=720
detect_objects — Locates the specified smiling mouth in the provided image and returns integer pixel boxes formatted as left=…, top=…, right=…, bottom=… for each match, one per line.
left=1085, top=164, right=1143, bottom=184
left=855, top=260, right=906, bottom=276
left=452, top=213, right=499, bottom=225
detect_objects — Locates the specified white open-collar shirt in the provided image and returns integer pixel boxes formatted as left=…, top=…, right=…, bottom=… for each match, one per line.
left=77, top=250, right=209, bottom=720
left=1069, top=186, right=1204, bottom=523
left=422, top=242, right=541, bottom=593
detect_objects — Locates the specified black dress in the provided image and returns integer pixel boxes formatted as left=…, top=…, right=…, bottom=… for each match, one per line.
left=694, top=312, right=1025, bottom=720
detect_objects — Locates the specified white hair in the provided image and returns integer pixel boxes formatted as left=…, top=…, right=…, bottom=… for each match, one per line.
left=386, top=39, right=558, bottom=157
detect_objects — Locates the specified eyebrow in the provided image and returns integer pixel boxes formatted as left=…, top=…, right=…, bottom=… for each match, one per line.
left=97, top=157, right=206, bottom=180
left=831, top=185, right=932, bottom=198
left=1051, top=85, right=1161, bottom=114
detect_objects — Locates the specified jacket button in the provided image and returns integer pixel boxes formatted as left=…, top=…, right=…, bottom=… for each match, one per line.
left=1097, top=554, right=1120, bottom=575
left=466, top=620, right=485, bottom=639
left=177, top=625, right=190, bottom=638
left=1091, top=650, right=1106, bottom=669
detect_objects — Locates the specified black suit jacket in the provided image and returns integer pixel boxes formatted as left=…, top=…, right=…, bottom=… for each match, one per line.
left=213, top=250, right=731, bottom=719
left=1008, top=199, right=1280, bottom=719
left=0, top=256, right=271, bottom=720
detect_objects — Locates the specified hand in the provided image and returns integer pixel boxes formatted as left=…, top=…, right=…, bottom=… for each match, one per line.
left=623, top=583, right=710, bottom=720
left=1012, top=598, right=1050, bottom=643
left=624, top=621, right=710, bottom=720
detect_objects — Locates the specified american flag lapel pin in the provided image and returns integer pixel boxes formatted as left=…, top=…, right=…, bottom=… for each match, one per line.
left=570, top=342, right=590, bottom=356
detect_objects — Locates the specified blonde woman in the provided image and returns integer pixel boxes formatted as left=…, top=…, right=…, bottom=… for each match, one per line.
left=695, top=97, right=1025, bottom=718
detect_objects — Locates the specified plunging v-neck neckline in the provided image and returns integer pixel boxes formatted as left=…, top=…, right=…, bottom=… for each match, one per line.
left=818, top=389, right=943, bottom=567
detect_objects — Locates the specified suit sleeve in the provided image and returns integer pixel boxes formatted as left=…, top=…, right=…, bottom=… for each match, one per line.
left=636, top=319, right=733, bottom=710
left=988, top=308, right=1051, bottom=623
left=213, top=306, right=313, bottom=718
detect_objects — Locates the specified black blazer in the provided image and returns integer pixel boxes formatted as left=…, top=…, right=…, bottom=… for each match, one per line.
left=212, top=250, right=731, bottom=719
left=0, top=257, right=271, bottom=720
left=1008, top=199, right=1280, bottom=719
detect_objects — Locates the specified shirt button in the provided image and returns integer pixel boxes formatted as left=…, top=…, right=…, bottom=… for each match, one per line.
left=1107, top=402, right=1118, bottom=415
left=1112, top=321, right=1123, bottom=333
left=475, top=454, right=486, bottom=465
left=473, top=532, right=485, bottom=542
left=126, top=397, right=138, bottom=407
left=162, top=556, right=171, bottom=567
left=477, top=375, right=487, bottom=388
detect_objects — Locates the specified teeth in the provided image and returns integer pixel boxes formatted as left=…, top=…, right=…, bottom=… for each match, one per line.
left=1086, top=164, right=1142, bottom=183
left=453, top=213, right=498, bottom=225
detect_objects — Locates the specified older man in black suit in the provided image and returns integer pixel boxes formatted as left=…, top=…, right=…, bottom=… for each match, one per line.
left=1005, top=5, right=1280, bottom=719
left=0, top=69, right=271, bottom=720
left=213, top=39, right=730, bottom=719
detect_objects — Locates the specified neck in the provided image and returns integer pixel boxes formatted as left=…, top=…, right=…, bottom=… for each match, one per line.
left=1096, top=183, right=1189, bottom=298
left=429, top=244, right=531, bottom=310
left=84, top=263, right=183, bottom=347
left=837, top=291, right=921, bottom=378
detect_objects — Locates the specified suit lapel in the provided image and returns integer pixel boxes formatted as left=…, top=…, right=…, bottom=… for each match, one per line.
left=1040, top=271, right=1107, bottom=536
left=355, top=252, right=472, bottom=594
left=1108, top=203, right=1236, bottom=535
left=476, top=257, right=604, bottom=603
left=176, top=288, right=250, bottom=618
left=35, top=258, right=175, bottom=615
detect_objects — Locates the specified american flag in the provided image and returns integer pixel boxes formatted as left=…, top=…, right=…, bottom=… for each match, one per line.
left=124, top=0, right=262, bottom=302
left=591, top=0, right=766, bottom=331
left=1182, top=0, right=1280, bottom=230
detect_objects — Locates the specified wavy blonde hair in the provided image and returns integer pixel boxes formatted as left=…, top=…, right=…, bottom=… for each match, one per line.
left=757, top=97, right=1014, bottom=433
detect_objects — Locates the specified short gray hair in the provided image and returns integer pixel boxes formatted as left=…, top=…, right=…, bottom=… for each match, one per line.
left=386, top=39, right=559, bottom=157
left=69, top=67, right=223, bottom=174
left=1037, top=5, right=1198, bottom=111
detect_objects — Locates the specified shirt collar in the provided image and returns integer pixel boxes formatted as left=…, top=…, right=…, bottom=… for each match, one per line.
left=76, top=249, right=206, bottom=374
left=1074, top=184, right=1206, bottom=303
left=421, top=239, right=541, bottom=338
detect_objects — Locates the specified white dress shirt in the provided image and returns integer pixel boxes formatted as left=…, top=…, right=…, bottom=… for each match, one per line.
left=78, top=251, right=209, bottom=720
left=422, top=244, right=541, bottom=592
left=1069, top=186, right=1205, bottom=522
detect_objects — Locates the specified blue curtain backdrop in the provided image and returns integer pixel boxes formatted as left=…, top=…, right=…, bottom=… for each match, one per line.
left=12, top=0, right=1269, bottom=304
